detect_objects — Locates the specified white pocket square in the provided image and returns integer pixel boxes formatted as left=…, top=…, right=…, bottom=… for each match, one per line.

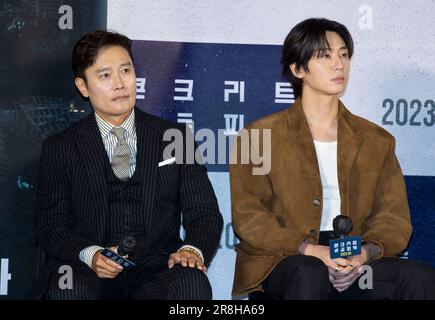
left=158, top=157, right=176, bottom=167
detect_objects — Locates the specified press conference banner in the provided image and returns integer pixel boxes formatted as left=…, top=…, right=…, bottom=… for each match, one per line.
left=1, top=0, right=434, bottom=300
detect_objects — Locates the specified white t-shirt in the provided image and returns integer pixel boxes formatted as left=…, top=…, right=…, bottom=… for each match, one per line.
left=313, top=140, right=341, bottom=231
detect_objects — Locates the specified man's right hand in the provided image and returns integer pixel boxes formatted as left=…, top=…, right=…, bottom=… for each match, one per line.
left=92, top=246, right=124, bottom=278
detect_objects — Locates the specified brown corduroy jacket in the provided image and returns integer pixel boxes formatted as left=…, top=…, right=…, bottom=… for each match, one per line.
left=230, top=98, right=412, bottom=297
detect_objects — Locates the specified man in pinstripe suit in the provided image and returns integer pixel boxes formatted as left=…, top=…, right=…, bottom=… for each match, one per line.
left=35, top=30, right=223, bottom=299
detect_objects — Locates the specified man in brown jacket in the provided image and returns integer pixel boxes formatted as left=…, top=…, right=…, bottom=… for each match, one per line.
left=230, top=18, right=435, bottom=300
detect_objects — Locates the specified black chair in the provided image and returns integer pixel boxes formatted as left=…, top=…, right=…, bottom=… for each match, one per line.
left=28, top=243, right=49, bottom=299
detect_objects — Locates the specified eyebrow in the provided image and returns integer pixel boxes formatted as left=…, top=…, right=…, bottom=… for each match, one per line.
left=318, top=46, right=348, bottom=51
left=95, top=62, right=133, bottom=74
left=120, top=62, right=133, bottom=67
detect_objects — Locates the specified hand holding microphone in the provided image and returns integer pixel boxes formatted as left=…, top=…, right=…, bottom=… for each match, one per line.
left=92, top=246, right=124, bottom=278
left=95, top=236, right=137, bottom=278
left=329, top=215, right=366, bottom=292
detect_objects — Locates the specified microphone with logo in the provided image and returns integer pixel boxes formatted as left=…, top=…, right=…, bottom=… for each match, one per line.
left=329, top=215, right=361, bottom=259
left=100, top=235, right=137, bottom=269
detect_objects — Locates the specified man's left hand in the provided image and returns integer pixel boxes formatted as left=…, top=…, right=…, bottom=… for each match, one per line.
left=168, top=250, right=207, bottom=273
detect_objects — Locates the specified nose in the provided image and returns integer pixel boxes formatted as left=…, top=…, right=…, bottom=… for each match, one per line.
left=333, top=55, right=344, bottom=71
left=112, top=72, right=124, bottom=90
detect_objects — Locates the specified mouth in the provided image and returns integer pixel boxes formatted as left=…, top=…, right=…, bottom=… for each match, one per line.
left=112, top=95, right=129, bottom=101
left=331, top=77, right=345, bottom=83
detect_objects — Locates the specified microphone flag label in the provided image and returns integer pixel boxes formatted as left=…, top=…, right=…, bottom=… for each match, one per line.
left=329, top=236, right=361, bottom=259
left=100, top=248, right=136, bottom=269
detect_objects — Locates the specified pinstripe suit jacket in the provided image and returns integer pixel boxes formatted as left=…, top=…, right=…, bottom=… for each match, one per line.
left=36, top=107, right=223, bottom=273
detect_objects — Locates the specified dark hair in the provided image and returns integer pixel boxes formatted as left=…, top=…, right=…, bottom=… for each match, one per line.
left=281, top=18, right=354, bottom=99
left=72, top=30, right=133, bottom=80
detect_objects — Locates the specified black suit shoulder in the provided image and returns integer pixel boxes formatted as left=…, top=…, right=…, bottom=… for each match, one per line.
left=42, top=113, right=90, bottom=146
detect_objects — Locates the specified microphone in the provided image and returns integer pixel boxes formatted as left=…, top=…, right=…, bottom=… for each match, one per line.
left=100, top=235, right=137, bottom=270
left=332, top=215, right=353, bottom=239
left=329, top=215, right=361, bottom=259
left=117, top=235, right=136, bottom=257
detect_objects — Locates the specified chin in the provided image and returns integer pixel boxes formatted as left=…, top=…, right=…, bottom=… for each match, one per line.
left=323, top=90, right=343, bottom=97
left=113, top=103, right=134, bottom=113
left=329, top=86, right=347, bottom=96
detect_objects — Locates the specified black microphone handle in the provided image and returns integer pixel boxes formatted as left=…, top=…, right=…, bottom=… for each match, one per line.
left=117, top=235, right=136, bottom=257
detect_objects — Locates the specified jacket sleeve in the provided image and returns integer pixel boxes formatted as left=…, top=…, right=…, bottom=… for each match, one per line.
left=361, top=137, right=412, bottom=258
left=36, top=140, right=96, bottom=263
left=230, top=129, right=313, bottom=256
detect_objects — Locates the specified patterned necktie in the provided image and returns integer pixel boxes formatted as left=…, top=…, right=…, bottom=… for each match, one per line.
left=111, top=127, right=131, bottom=181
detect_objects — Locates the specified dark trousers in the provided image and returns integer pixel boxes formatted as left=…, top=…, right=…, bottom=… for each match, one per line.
left=262, top=255, right=435, bottom=300
left=46, top=263, right=212, bottom=300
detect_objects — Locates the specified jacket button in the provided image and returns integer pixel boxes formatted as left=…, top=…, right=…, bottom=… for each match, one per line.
left=313, top=198, right=321, bottom=206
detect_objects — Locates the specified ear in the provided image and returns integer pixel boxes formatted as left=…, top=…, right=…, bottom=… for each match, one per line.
left=75, top=77, right=89, bottom=98
left=290, top=63, right=306, bottom=79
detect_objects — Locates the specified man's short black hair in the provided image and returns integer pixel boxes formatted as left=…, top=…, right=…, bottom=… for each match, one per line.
left=72, top=30, right=133, bottom=80
left=281, top=18, right=354, bottom=99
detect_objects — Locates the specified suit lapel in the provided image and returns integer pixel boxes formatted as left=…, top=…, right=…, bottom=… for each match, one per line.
left=134, top=108, right=160, bottom=236
left=75, top=113, right=109, bottom=242
left=286, top=99, right=321, bottom=183
left=337, top=101, right=362, bottom=216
